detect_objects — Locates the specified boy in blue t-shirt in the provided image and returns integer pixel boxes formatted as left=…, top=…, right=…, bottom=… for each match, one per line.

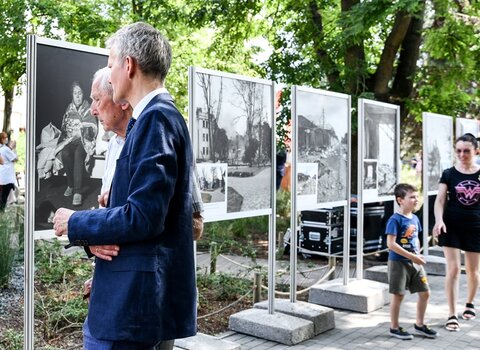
left=386, top=183, right=437, bottom=340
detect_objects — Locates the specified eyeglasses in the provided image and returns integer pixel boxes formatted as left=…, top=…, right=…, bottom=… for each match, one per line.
left=456, top=149, right=473, bottom=154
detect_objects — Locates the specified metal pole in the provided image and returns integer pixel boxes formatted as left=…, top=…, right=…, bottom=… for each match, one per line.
left=343, top=95, right=352, bottom=285
left=25, top=34, right=36, bottom=350
left=268, top=82, right=277, bottom=314
left=356, top=99, right=364, bottom=280
left=422, top=113, right=429, bottom=256
left=290, top=86, right=298, bottom=303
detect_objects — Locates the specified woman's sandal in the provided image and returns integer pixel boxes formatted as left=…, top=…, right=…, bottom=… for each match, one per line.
left=462, top=303, right=476, bottom=320
left=445, top=315, right=460, bottom=332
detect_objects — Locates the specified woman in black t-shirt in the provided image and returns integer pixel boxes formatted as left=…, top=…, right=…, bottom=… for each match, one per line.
left=433, top=133, right=480, bottom=331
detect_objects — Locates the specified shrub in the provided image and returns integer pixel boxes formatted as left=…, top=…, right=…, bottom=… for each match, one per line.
left=0, top=329, right=23, bottom=350
left=197, top=272, right=252, bottom=301
left=34, top=239, right=91, bottom=342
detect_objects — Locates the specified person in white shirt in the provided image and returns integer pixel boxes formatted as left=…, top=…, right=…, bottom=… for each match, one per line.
left=84, top=67, right=204, bottom=295
left=0, top=132, right=17, bottom=210
left=90, top=67, right=132, bottom=208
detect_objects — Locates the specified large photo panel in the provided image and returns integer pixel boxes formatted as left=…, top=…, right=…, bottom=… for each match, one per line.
left=359, top=99, right=399, bottom=203
left=26, top=35, right=109, bottom=349
left=32, top=38, right=108, bottom=237
left=423, top=112, right=453, bottom=194
left=189, top=67, right=274, bottom=221
left=293, top=86, right=350, bottom=210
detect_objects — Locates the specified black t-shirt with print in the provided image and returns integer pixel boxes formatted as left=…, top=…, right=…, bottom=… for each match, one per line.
left=440, top=167, right=480, bottom=229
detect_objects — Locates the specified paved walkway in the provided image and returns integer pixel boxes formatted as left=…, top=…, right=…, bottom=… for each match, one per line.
left=215, top=270, right=479, bottom=349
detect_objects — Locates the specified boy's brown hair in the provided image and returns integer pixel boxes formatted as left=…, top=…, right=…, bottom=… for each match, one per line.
left=394, top=183, right=418, bottom=205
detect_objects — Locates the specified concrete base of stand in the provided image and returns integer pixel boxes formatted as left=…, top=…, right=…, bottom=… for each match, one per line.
left=364, top=265, right=388, bottom=284
left=175, top=333, right=240, bottom=350
left=228, top=308, right=314, bottom=345
left=429, top=245, right=465, bottom=265
left=254, top=299, right=335, bottom=335
left=424, top=255, right=446, bottom=276
left=428, top=245, right=444, bottom=258
left=308, top=278, right=389, bottom=313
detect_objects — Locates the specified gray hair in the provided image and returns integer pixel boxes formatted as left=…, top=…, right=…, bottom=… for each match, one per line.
left=106, top=22, right=172, bottom=83
left=93, top=67, right=113, bottom=96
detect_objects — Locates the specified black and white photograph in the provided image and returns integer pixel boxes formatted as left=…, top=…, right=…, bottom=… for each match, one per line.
left=423, top=112, right=453, bottom=194
left=297, top=163, right=318, bottom=197
left=363, top=160, right=378, bottom=190
left=362, top=100, right=398, bottom=201
left=456, top=117, right=479, bottom=139
left=33, top=41, right=108, bottom=233
left=191, top=68, right=273, bottom=220
left=196, top=162, right=227, bottom=212
left=295, top=88, right=350, bottom=208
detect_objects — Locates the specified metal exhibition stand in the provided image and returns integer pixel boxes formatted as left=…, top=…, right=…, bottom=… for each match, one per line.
left=422, top=112, right=454, bottom=255
left=25, top=36, right=109, bottom=349
left=188, top=66, right=277, bottom=314
left=357, top=99, right=400, bottom=279
left=25, top=34, right=35, bottom=350
left=290, top=86, right=352, bottom=300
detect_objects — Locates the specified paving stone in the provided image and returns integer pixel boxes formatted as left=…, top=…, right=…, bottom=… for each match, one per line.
left=174, top=332, right=240, bottom=350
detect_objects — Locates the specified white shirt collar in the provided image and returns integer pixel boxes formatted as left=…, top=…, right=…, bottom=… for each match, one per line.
left=132, top=88, right=168, bottom=120
left=113, top=134, right=125, bottom=145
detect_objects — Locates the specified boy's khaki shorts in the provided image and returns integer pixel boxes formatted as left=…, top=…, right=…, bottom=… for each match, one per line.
left=388, top=260, right=429, bottom=294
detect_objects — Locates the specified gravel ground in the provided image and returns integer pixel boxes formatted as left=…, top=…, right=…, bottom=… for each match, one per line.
left=0, top=264, right=24, bottom=334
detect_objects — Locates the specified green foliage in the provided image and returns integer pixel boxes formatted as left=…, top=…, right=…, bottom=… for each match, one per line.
left=276, top=189, right=291, bottom=231
left=35, top=240, right=91, bottom=284
left=0, top=0, right=27, bottom=93
left=34, top=240, right=91, bottom=342
left=198, top=190, right=291, bottom=263
left=413, top=11, right=480, bottom=119
left=197, top=271, right=252, bottom=301
left=0, top=329, right=23, bottom=350
left=0, top=206, right=22, bottom=289
left=276, top=87, right=291, bottom=151
left=276, top=189, right=291, bottom=219
left=200, top=216, right=268, bottom=260
left=2, top=0, right=479, bottom=156
left=35, top=285, right=88, bottom=339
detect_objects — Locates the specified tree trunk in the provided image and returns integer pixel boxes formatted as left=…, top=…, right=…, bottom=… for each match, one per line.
left=391, top=1, right=426, bottom=156
left=342, top=0, right=365, bottom=96
left=391, top=3, right=425, bottom=103
left=3, top=88, right=13, bottom=133
left=308, top=0, right=341, bottom=89
left=373, top=11, right=412, bottom=102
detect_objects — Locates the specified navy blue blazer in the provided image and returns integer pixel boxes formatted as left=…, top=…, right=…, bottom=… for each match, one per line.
left=68, top=93, right=196, bottom=343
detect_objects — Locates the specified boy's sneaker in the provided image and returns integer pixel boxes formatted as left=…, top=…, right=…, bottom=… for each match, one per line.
left=389, top=327, right=414, bottom=340
left=414, top=324, right=438, bottom=338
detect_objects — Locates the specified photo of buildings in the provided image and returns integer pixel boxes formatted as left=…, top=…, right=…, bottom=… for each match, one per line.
left=192, top=69, right=273, bottom=219
left=295, top=89, right=349, bottom=207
